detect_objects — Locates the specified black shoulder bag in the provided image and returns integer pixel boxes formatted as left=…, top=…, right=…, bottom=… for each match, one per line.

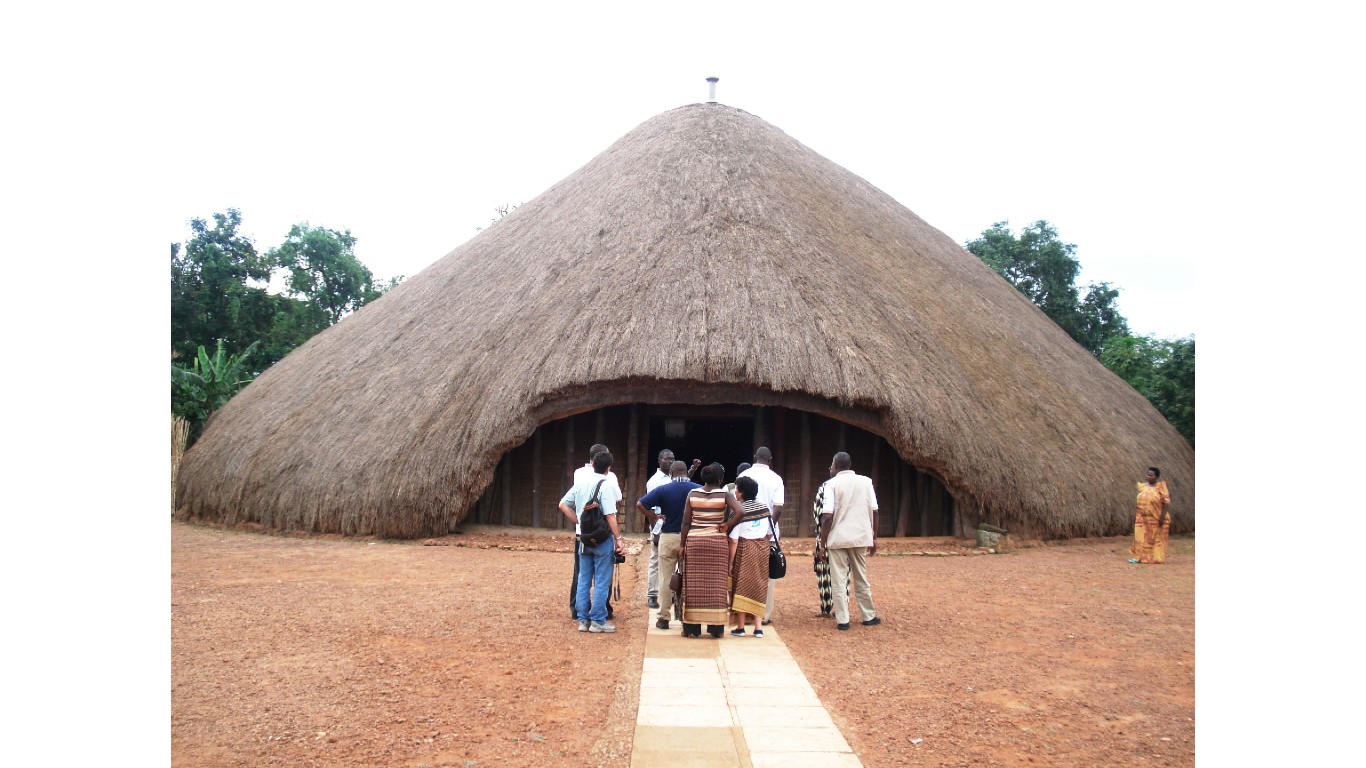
left=768, top=518, right=787, bottom=579
left=578, top=479, right=611, bottom=547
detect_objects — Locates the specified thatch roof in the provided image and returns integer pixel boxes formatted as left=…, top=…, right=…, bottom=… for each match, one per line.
left=176, top=103, right=1194, bottom=539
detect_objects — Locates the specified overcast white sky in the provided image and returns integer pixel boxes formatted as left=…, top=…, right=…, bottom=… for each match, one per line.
left=6, top=2, right=1366, bottom=762
left=146, top=1, right=1256, bottom=340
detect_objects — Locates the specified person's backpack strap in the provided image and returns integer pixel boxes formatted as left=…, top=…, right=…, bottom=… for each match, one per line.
left=579, top=479, right=610, bottom=546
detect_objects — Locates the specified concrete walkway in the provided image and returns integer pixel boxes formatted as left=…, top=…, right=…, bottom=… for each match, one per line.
left=630, top=605, right=863, bottom=767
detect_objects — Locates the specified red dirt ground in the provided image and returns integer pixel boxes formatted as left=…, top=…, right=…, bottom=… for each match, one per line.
left=171, top=521, right=1193, bottom=767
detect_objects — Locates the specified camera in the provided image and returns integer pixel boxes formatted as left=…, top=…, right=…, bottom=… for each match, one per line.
left=613, top=551, right=626, bottom=564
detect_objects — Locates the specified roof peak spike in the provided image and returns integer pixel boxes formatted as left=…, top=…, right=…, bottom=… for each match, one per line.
left=706, top=76, right=719, bottom=103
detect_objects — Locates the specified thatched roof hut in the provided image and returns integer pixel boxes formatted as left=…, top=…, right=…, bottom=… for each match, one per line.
left=176, top=103, right=1194, bottom=540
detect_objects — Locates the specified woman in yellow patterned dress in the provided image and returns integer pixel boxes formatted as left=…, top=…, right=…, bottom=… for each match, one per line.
left=679, top=463, right=743, bottom=638
left=1129, top=466, right=1171, bottom=564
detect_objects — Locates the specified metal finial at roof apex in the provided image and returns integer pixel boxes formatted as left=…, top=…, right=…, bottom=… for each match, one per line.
left=706, top=76, right=719, bottom=103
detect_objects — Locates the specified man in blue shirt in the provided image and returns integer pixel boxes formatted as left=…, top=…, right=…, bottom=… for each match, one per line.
left=636, top=461, right=700, bottom=630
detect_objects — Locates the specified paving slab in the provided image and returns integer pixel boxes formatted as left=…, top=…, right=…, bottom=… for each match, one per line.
left=630, top=725, right=748, bottom=768
left=734, top=704, right=836, bottom=728
left=629, top=602, right=863, bottom=766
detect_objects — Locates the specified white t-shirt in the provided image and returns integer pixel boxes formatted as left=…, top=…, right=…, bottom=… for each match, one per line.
left=645, top=469, right=668, bottom=535
left=729, top=500, right=774, bottom=541
left=561, top=471, right=623, bottom=536
left=574, top=464, right=621, bottom=501
left=738, top=463, right=785, bottom=535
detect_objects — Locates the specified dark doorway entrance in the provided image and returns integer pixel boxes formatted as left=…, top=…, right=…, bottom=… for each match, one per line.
left=648, top=415, right=753, bottom=483
left=473, top=403, right=958, bottom=537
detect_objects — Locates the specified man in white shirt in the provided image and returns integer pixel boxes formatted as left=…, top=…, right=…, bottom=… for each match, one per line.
left=573, top=444, right=622, bottom=494
left=817, top=451, right=881, bottom=631
left=738, top=446, right=784, bottom=625
left=644, top=448, right=675, bottom=609
left=570, top=445, right=621, bottom=620
left=559, top=450, right=625, bottom=633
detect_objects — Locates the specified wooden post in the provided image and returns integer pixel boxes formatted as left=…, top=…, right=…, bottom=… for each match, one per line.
left=799, top=411, right=812, bottom=538
left=918, top=468, right=932, bottom=536
left=894, top=462, right=911, bottom=537
left=500, top=452, right=512, bottom=526
left=531, top=427, right=543, bottom=528
left=562, top=416, right=575, bottom=531
left=869, top=437, right=881, bottom=536
left=931, top=482, right=947, bottom=536
left=627, top=404, right=640, bottom=534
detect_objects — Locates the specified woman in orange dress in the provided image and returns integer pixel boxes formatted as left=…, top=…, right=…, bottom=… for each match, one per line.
left=1129, top=466, right=1171, bottom=564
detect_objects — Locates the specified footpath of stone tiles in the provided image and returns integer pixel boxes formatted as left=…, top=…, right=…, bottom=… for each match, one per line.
left=629, top=608, right=863, bottom=768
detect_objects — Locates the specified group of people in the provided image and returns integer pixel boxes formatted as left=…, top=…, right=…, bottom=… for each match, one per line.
left=558, top=443, right=882, bottom=636
left=559, top=442, right=1175, bottom=637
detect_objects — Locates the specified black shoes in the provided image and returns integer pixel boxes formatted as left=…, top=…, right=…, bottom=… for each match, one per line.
left=655, top=618, right=670, bottom=630
left=836, top=617, right=879, bottom=630
left=648, top=596, right=659, bottom=609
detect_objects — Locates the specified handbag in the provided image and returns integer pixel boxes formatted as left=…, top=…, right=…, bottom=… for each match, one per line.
left=768, top=522, right=787, bottom=579
left=669, top=562, right=682, bottom=594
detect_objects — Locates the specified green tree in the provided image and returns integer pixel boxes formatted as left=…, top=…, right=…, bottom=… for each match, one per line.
left=171, top=209, right=277, bottom=364
left=171, top=339, right=260, bottom=444
left=270, top=223, right=381, bottom=325
left=967, top=219, right=1192, bottom=444
left=172, top=212, right=402, bottom=373
left=1100, top=335, right=1195, bottom=445
left=966, top=220, right=1129, bottom=356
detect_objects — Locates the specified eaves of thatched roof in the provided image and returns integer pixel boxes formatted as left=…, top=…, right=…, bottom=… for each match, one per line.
left=177, top=103, right=1194, bottom=539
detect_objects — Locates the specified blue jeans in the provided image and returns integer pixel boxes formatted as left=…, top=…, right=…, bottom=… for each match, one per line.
left=576, top=535, right=615, bottom=623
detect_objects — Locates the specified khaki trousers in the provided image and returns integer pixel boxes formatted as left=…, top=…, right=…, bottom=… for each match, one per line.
left=648, top=533, right=660, bottom=597
left=827, top=547, right=877, bottom=625
left=656, top=533, right=682, bottom=620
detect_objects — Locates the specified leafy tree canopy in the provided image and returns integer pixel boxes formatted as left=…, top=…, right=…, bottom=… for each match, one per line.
left=172, top=210, right=401, bottom=372
left=966, top=219, right=1192, bottom=445
left=966, top=220, right=1129, bottom=356
left=270, top=223, right=381, bottom=326
left=1101, top=335, right=1195, bottom=445
left=171, top=209, right=277, bottom=365
left=171, top=210, right=403, bottom=443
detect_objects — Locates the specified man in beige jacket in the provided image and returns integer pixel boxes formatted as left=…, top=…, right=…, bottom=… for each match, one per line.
left=816, top=452, right=881, bottom=631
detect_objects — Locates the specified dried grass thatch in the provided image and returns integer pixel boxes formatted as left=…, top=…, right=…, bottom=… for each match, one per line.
left=171, top=415, right=189, bottom=512
left=176, top=103, right=1194, bottom=539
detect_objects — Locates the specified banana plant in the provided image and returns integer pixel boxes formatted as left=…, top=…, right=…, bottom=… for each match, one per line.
left=171, top=339, right=259, bottom=445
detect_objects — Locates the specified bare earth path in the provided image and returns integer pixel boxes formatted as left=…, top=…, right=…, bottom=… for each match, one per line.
left=171, top=521, right=1193, bottom=767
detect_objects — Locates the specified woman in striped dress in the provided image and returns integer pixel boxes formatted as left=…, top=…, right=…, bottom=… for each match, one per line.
left=679, top=463, right=743, bottom=638
left=728, top=475, right=772, bottom=637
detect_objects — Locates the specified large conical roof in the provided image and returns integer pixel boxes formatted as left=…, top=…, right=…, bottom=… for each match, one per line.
left=177, top=103, right=1194, bottom=538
